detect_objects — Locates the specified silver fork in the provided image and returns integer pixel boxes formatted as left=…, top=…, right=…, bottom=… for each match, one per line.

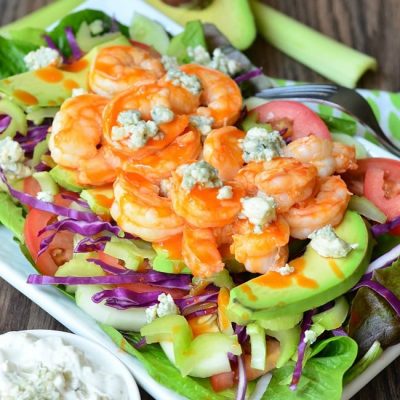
left=255, top=84, right=400, bottom=158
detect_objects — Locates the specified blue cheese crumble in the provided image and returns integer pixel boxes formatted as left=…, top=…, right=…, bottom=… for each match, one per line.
left=308, top=225, right=358, bottom=258
left=217, top=185, right=233, bottom=200
left=241, top=128, right=286, bottom=163
left=145, top=293, right=179, bottom=323
left=178, top=161, right=222, bottom=191
left=190, top=115, right=214, bottom=136
left=36, top=191, right=54, bottom=203
left=240, top=191, right=276, bottom=233
left=71, top=88, right=87, bottom=97
left=272, top=264, right=295, bottom=276
left=161, top=55, right=179, bottom=71
left=166, top=69, right=202, bottom=95
left=187, top=45, right=241, bottom=76
left=0, top=137, right=31, bottom=180
left=24, top=47, right=62, bottom=71
left=303, top=330, right=317, bottom=345
left=111, top=110, right=162, bottom=148
left=151, top=105, right=174, bottom=124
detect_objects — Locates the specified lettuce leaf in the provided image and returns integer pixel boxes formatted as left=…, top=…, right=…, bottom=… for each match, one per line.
left=48, top=9, right=128, bottom=57
left=167, top=20, right=207, bottom=63
left=0, top=36, right=38, bottom=79
left=0, top=191, right=25, bottom=242
left=348, top=259, right=400, bottom=355
left=263, top=336, right=358, bottom=400
left=100, top=324, right=231, bottom=400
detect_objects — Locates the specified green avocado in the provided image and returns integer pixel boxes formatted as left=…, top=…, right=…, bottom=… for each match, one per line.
left=80, top=186, right=113, bottom=218
left=145, top=0, right=256, bottom=50
left=0, top=35, right=130, bottom=109
left=49, top=165, right=88, bottom=193
left=152, top=246, right=191, bottom=274
left=228, top=211, right=371, bottom=322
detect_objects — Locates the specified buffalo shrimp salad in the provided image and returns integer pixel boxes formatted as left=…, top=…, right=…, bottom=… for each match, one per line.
left=1, top=8, right=400, bottom=400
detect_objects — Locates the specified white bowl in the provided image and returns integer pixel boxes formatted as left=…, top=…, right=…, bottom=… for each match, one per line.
left=0, top=329, right=141, bottom=400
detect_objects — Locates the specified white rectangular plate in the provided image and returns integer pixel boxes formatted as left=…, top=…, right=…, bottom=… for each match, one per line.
left=1, top=1, right=400, bottom=398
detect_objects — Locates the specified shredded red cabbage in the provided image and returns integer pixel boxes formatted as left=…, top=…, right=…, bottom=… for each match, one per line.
left=87, top=258, right=192, bottom=288
left=290, top=310, right=316, bottom=391
left=353, top=279, right=400, bottom=318
left=65, top=27, right=83, bottom=61
left=74, top=236, right=110, bottom=253
left=133, top=336, right=147, bottom=349
left=43, top=34, right=66, bottom=64
left=366, top=243, right=400, bottom=274
left=234, top=324, right=249, bottom=345
left=185, top=307, right=217, bottom=320
left=60, top=193, right=90, bottom=208
left=0, top=115, right=11, bottom=134
left=174, top=292, right=218, bottom=311
left=234, top=68, right=263, bottom=84
left=34, top=162, right=51, bottom=172
left=332, top=327, right=348, bottom=336
left=371, top=216, right=400, bottom=236
left=0, top=170, right=99, bottom=223
left=38, top=218, right=123, bottom=255
left=27, top=273, right=191, bottom=290
left=236, top=355, right=247, bottom=400
left=92, top=287, right=162, bottom=309
left=14, top=125, right=49, bottom=153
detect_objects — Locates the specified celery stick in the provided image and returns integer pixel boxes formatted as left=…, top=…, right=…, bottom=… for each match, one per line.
left=250, top=1, right=377, bottom=88
left=0, top=0, right=85, bottom=35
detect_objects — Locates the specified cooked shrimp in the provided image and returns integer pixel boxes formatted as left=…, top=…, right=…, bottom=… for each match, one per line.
left=49, top=94, right=117, bottom=186
left=111, top=172, right=185, bottom=242
left=182, top=225, right=224, bottom=278
left=283, top=175, right=351, bottom=239
left=332, top=141, right=357, bottom=173
left=284, top=135, right=335, bottom=177
left=89, top=45, right=165, bottom=97
left=213, top=223, right=235, bottom=246
left=170, top=173, right=244, bottom=228
left=103, top=84, right=191, bottom=160
left=124, top=130, right=202, bottom=182
left=180, top=64, right=242, bottom=127
left=235, top=158, right=318, bottom=212
left=203, top=126, right=245, bottom=181
left=231, top=217, right=290, bottom=274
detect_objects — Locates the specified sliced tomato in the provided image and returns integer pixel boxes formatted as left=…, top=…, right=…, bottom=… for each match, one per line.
left=24, top=193, right=74, bottom=275
left=254, top=100, right=331, bottom=140
left=23, top=177, right=41, bottom=207
left=364, top=167, right=400, bottom=221
left=345, top=158, right=400, bottom=220
left=210, top=371, right=235, bottom=392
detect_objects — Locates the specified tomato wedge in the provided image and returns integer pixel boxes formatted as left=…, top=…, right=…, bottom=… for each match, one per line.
left=24, top=193, right=74, bottom=275
left=254, top=100, right=331, bottom=140
left=210, top=371, right=235, bottom=392
left=344, top=158, right=400, bottom=220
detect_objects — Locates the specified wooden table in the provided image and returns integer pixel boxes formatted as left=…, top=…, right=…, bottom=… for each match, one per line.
left=1, top=0, right=399, bottom=399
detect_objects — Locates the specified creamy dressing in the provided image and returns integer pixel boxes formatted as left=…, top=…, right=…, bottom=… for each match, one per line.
left=0, top=333, right=129, bottom=400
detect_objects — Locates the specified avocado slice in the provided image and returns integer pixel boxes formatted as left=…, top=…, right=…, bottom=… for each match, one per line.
left=0, top=35, right=130, bottom=109
left=145, top=0, right=256, bottom=50
left=228, top=211, right=371, bottom=321
left=49, top=165, right=88, bottom=193
left=81, top=186, right=114, bottom=218
left=152, top=237, right=191, bottom=274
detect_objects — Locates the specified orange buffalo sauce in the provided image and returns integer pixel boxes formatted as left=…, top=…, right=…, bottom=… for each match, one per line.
left=63, top=59, right=88, bottom=73
left=63, top=79, right=80, bottom=90
left=35, top=67, right=64, bottom=83
left=12, top=90, right=38, bottom=105
left=155, top=234, right=183, bottom=260
left=328, top=259, right=345, bottom=279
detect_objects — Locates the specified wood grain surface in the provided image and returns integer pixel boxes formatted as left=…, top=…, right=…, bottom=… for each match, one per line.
left=1, top=1, right=399, bottom=399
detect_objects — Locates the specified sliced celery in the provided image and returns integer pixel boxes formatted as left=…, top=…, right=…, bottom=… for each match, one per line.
left=250, top=1, right=377, bottom=88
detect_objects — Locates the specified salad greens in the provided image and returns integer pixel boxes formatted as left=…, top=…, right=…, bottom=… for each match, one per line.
left=348, top=259, right=400, bottom=355
left=0, top=191, right=25, bottom=242
left=264, top=337, right=358, bottom=399
left=0, top=36, right=38, bottom=79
